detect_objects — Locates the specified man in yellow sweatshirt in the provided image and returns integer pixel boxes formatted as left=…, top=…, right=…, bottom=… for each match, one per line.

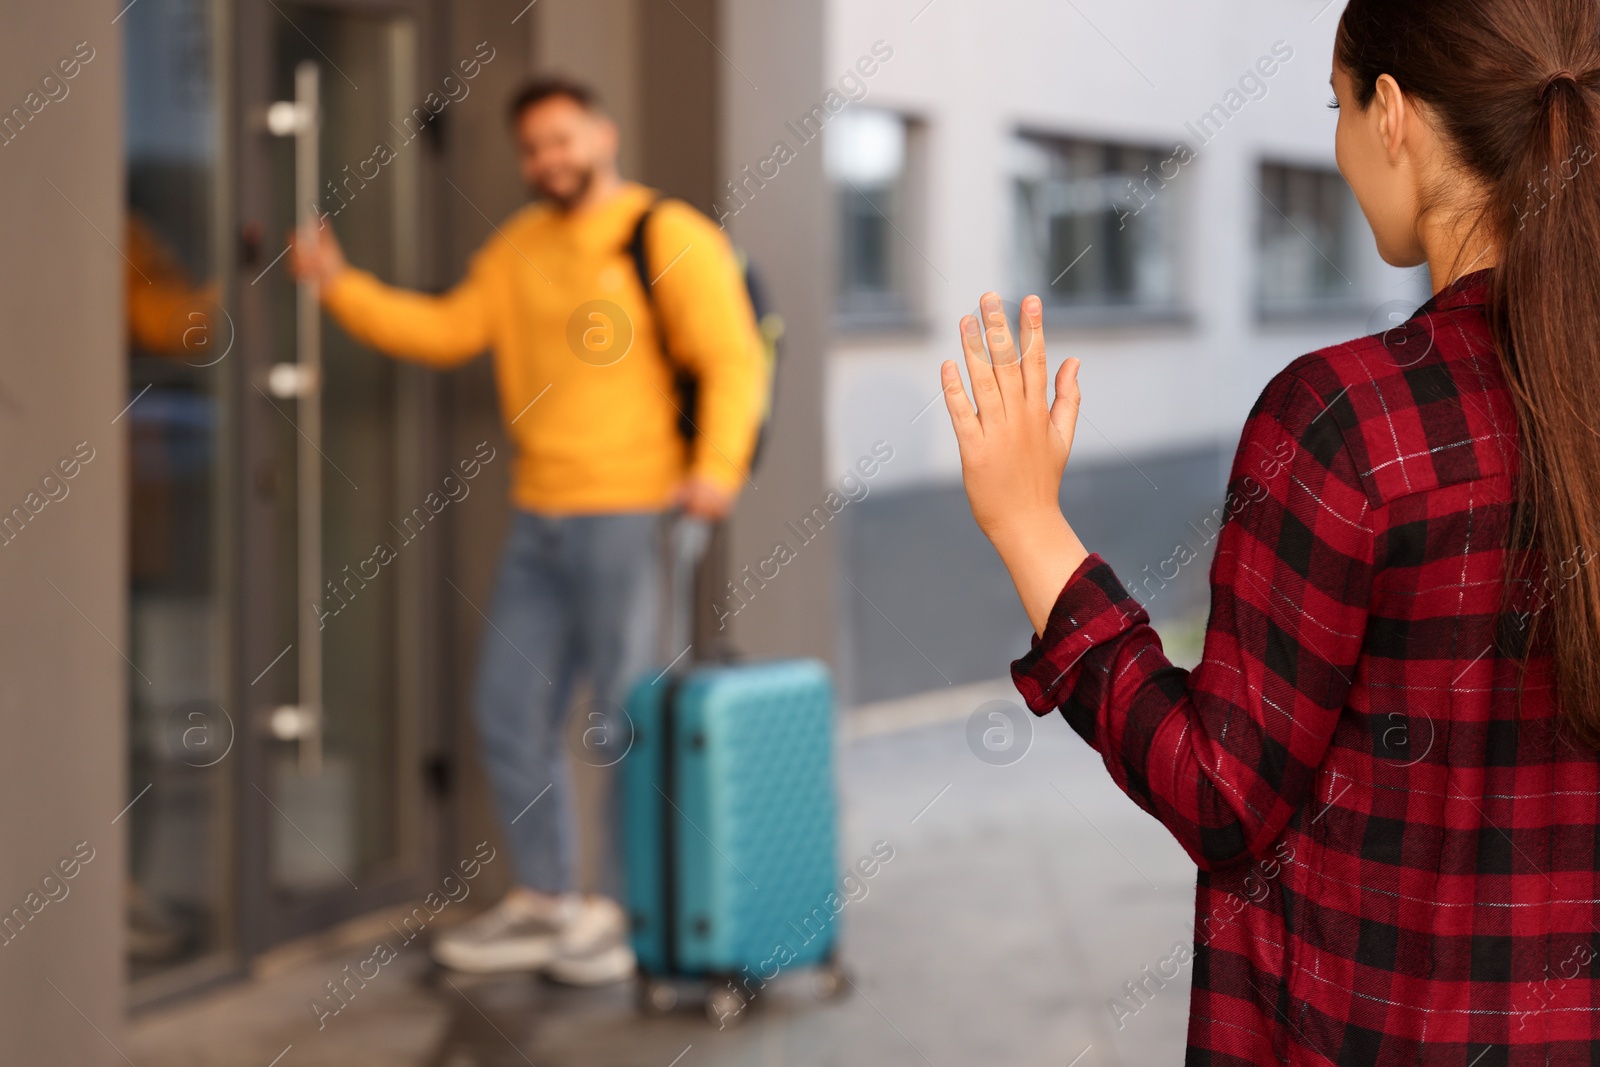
left=291, top=77, right=766, bottom=985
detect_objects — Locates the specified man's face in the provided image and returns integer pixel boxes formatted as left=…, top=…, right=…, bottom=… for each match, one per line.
left=513, top=96, right=617, bottom=209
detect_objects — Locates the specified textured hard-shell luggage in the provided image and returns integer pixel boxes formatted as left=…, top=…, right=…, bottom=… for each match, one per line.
left=622, top=657, right=847, bottom=1023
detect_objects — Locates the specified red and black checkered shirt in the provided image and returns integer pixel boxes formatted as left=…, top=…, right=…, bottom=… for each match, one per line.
left=1013, top=270, right=1600, bottom=1065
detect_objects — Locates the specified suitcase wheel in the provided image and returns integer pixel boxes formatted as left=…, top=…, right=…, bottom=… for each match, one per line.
left=813, top=957, right=850, bottom=1002
left=705, top=985, right=748, bottom=1027
left=637, top=975, right=679, bottom=1015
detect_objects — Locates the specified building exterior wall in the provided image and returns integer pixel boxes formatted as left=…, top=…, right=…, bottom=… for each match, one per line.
left=824, top=0, right=1425, bottom=488
left=0, top=4, right=127, bottom=1064
left=823, top=0, right=1429, bottom=703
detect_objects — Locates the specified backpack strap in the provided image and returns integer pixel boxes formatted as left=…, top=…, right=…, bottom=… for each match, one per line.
left=627, top=199, right=698, bottom=443
left=627, top=199, right=659, bottom=302
left=628, top=199, right=677, bottom=364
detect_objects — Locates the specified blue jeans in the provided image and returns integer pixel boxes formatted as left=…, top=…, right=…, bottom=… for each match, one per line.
left=473, top=510, right=664, bottom=894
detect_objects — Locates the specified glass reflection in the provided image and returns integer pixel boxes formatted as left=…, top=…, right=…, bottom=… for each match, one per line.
left=124, top=0, right=230, bottom=981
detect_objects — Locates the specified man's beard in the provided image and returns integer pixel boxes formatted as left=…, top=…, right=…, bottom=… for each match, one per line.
left=535, top=165, right=595, bottom=211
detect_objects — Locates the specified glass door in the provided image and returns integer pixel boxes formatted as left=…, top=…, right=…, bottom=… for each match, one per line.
left=237, top=0, right=443, bottom=950
left=124, top=0, right=237, bottom=1000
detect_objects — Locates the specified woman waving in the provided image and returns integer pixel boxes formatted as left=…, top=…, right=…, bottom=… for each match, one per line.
left=946, top=1, right=1600, bottom=1061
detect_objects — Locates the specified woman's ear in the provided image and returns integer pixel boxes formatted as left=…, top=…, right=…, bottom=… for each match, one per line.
left=1374, top=74, right=1410, bottom=165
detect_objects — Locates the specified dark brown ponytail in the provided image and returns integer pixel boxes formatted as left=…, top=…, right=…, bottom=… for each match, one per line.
left=1337, top=0, right=1600, bottom=745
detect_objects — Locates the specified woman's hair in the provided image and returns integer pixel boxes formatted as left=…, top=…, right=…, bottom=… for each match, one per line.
left=1337, top=0, right=1600, bottom=744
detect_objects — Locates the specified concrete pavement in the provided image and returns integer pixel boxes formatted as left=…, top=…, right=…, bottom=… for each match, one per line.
left=129, top=677, right=1202, bottom=1066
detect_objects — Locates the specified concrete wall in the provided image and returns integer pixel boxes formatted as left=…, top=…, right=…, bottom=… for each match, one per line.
left=717, top=0, right=837, bottom=667
left=0, top=4, right=127, bottom=1065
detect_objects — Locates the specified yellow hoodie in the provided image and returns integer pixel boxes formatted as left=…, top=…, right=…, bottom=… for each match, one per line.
left=322, top=182, right=766, bottom=514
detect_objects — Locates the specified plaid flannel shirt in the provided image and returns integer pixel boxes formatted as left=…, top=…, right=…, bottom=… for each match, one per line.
left=1013, top=270, right=1600, bottom=1065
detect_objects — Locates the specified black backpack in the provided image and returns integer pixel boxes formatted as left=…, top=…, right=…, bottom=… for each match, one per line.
left=627, top=200, right=783, bottom=470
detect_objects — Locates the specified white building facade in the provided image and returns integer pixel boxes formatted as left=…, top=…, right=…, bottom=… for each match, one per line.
left=819, top=0, right=1428, bottom=703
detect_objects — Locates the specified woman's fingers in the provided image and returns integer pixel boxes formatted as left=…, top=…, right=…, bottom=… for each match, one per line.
left=980, top=293, right=1024, bottom=413
left=941, top=360, right=979, bottom=442
left=1050, top=357, right=1082, bottom=452
left=960, top=314, right=1000, bottom=423
left=1018, top=295, right=1048, bottom=406
left=957, top=293, right=1056, bottom=432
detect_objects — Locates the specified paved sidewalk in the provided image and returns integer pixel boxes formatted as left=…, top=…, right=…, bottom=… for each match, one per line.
left=129, top=683, right=1199, bottom=1067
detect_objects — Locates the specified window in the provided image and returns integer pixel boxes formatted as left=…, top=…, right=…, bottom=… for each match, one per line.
left=1012, top=133, right=1182, bottom=317
left=1256, top=162, right=1360, bottom=316
left=827, top=108, right=917, bottom=328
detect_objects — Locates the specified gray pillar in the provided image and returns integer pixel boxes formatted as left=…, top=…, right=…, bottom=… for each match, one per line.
left=441, top=0, right=540, bottom=903
left=0, top=6, right=127, bottom=1065
left=533, top=0, right=642, bottom=172
left=717, top=0, right=836, bottom=667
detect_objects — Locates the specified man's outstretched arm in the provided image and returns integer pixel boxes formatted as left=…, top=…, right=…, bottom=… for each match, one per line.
left=290, top=223, right=493, bottom=367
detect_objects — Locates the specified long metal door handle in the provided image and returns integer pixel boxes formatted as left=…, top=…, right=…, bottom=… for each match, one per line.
left=267, top=60, right=324, bottom=775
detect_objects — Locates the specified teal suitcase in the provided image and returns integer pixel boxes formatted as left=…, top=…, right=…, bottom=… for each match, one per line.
left=622, top=658, right=845, bottom=1024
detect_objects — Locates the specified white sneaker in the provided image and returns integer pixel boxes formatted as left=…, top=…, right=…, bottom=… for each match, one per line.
left=432, top=892, right=576, bottom=974
left=541, top=896, right=636, bottom=987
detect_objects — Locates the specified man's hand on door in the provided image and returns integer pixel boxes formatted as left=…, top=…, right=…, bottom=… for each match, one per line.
left=287, top=223, right=349, bottom=288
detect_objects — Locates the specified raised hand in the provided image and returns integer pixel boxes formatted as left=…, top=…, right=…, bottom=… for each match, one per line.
left=942, top=292, right=1090, bottom=635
